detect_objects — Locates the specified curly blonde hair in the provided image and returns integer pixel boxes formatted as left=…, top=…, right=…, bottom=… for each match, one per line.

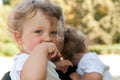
left=7, top=0, right=65, bottom=34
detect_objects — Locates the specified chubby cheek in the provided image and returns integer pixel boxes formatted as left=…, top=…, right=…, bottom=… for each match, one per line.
left=27, top=42, right=38, bottom=52
left=23, top=37, right=43, bottom=53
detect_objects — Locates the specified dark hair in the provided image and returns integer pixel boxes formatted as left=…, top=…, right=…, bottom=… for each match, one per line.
left=62, top=27, right=88, bottom=61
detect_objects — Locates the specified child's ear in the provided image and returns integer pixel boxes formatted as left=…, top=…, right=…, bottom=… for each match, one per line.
left=14, top=31, right=22, bottom=46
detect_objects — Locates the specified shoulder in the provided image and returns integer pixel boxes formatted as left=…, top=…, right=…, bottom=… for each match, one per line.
left=10, top=53, right=29, bottom=80
left=77, top=52, right=106, bottom=75
left=13, top=53, right=29, bottom=64
left=79, top=52, right=99, bottom=64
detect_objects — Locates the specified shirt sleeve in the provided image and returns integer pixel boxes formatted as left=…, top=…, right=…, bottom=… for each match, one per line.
left=10, top=53, right=29, bottom=80
left=76, top=52, right=105, bottom=76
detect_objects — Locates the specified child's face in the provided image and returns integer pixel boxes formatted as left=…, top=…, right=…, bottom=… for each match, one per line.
left=14, top=11, right=58, bottom=54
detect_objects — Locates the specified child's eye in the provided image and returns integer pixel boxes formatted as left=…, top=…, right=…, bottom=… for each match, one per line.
left=34, top=30, right=42, bottom=34
left=51, top=31, right=57, bottom=36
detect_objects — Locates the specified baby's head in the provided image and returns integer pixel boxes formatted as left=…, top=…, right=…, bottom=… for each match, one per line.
left=62, top=27, right=88, bottom=65
left=7, top=0, right=65, bottom=53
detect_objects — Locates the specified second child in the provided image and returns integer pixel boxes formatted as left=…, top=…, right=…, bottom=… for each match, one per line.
left=62, top=28, right=112, bottom=80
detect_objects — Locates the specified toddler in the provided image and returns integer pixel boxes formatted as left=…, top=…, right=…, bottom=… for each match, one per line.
left=7, top=0, right=71, bottom=80
left=62, top=27, right=112, bottom=80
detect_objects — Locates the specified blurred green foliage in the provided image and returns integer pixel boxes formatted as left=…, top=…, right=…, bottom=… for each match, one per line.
left=0, top=0, right=120, bottom=56
left=0, top=5, right=19, bottom=56
left=3, top=0, right=11, bottom=5
left=0, top=43, right=19, bottom=56
left=89, top=44, right=120, bottom=55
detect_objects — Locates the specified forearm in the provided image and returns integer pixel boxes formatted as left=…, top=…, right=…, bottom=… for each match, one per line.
left=70, top=72, right=102, bottom=80
left=80, top=72, right=102, bottom=80
left=20, top=47, right=48, bottom=80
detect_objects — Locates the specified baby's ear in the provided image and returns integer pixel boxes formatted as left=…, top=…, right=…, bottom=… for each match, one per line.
left=14, top=31, right=22, bottom=46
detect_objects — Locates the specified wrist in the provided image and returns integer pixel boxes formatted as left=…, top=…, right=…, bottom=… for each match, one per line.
left=32, top=44, right=49, bottom=56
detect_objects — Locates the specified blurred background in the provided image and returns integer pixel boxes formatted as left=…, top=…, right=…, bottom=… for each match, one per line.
left=0, top=0, right=120, bottom=80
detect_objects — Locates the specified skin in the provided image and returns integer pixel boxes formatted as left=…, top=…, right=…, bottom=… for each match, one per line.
left=15, top=11, right=58, bottom=54
left=70, top=72, right=102, bottom=80
left=54, top=60, right=73, bottom=73
left=14, top=11, right=61, bottom=80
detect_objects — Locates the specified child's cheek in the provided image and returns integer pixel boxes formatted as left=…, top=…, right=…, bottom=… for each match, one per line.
left=29, top=38, right=43, bottom=52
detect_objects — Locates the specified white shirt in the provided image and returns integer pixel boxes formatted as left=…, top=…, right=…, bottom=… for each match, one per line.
left=76, top=52, right=112, bottom=80
left=10, top=53, right=60, bottom=80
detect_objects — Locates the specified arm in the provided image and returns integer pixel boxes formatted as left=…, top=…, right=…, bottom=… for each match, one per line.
left=20, top=43, right=60, bottom=80
left=81, top=72, right=102, bottom=80
left=70, top=72, right=102, bottom=80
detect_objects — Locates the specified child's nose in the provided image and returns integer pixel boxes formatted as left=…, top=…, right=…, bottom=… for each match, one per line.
left=43, top=34, right=52, bottom=42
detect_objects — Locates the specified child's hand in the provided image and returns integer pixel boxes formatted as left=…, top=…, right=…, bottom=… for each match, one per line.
left=33, top=42, right=61, bottom=60
left=54, top=60, right=73, bottom=73
left=70, top=72, right=81, bottom=80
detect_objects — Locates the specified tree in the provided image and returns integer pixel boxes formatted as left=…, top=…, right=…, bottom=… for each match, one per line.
left=3, top=0, right=11, bottom=5
left=52, top=0, right=120, bottom=44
